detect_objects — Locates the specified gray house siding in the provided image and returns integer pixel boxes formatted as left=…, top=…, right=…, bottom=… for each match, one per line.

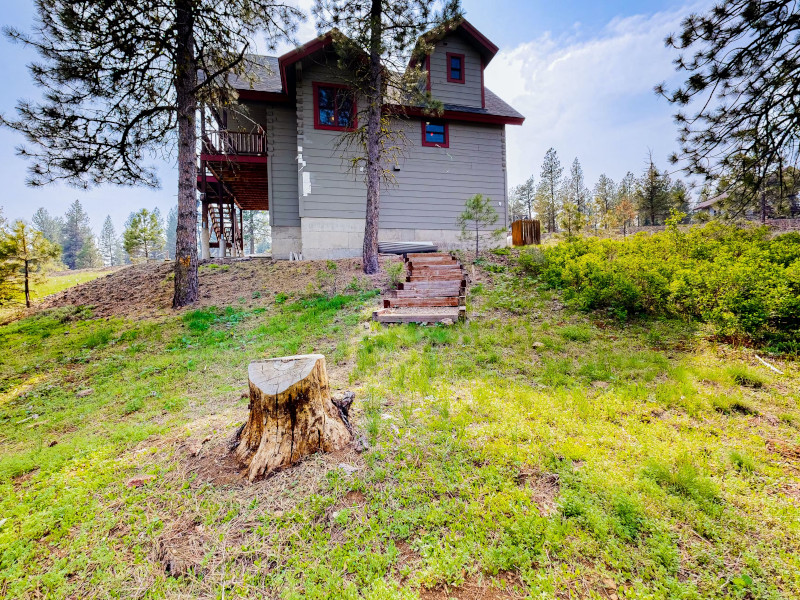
left=265, top=103, right=300, bottom=227
left=428, top=34, right=483, bottom=109
left=297, top=61, right=368, bottom=219
left=296, top=59, right=506, bottom=230
left=382, top=120, right=507, bottom=229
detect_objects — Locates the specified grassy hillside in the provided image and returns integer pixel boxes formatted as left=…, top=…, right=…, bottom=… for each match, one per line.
left=0, top=268, right=116, bottom=322
left=0, top=236, right=798, bottom=599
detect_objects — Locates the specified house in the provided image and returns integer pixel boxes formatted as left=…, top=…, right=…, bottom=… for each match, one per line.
left=694, top=194, right=724, bottom=217
left=197, top=20, right=525, bottom=260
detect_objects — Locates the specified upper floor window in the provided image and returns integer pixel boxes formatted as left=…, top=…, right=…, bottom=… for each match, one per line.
left=447, top=53, right=465, bottom=84
left=313, top=82, right=356, bottom=131
left=422, top=120, right=449, bottom=147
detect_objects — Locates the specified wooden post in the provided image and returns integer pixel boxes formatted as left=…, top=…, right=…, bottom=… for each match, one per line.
left=218, top=200, right=226, bottom=257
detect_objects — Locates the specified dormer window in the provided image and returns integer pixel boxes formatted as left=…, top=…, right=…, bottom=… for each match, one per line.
left=313, top=82, right=357, bottom=131
left=447, top=53, right=465, bottom=84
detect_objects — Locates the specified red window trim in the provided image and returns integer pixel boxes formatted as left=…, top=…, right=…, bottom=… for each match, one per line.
left=446, top=52, right=466, bottom=84
left=312, top=81, right=357, bottom=131
left=421, top=120, right=449, bottom=148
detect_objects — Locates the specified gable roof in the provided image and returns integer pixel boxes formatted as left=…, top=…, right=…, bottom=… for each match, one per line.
left=411, top=18, right=499, bottom=66
left=229, top=22, right=523, bottom=125
left=227, top=54, right=283, bottom=94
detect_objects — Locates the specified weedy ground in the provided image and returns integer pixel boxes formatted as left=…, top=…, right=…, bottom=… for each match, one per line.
left=0, top=254, right=798, bottom=600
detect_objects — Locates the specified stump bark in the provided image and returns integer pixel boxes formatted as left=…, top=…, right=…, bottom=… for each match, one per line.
left=234, top=354, right=351, bottom=481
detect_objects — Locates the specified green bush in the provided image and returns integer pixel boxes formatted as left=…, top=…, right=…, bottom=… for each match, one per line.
left=514, top=224, right=800, bottom=349
left=385, top=262, right=405, bottom=289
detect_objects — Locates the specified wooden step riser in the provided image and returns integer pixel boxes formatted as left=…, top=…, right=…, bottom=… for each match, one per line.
left=405, top=252, right=453, bottom=259
left=387, top=289, right=463, bottom=298
left=408, top=276, right=466, bottom=282
left=373, top=309, right=465, bottom=324
left=384, top=297, right=462, bottom=308
left=399, top=282, right=464, bottom=289
left=406, top=259, right=458, bottom=266
left=409, top=266, right=464, bottom=272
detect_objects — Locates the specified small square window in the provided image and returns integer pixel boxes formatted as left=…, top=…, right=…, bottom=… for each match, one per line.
left=447, top=53, right=465, bottom=84
left=314, top=83, right=357, bottom=131
left=422, top=121, right=449, bottom=147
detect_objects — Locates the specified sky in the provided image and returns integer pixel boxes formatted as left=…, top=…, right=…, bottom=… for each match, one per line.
left=0, top=0, right=711, bottom=234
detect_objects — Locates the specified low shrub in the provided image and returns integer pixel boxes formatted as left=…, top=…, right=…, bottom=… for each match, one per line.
left=514, top=223, right=800, bottom=349
left=385, top=262, right=405, bottom=289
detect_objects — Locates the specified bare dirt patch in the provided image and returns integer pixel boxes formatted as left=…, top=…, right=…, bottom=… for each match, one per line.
left=154, top=515, right=210, bottom=578
left=767, top=438, right=800, bottom=460
left=420, top=572, right=525, bottom=600
left=37, top=256, right=401, bottom=319
left=517, top=468, right=560, bottom=516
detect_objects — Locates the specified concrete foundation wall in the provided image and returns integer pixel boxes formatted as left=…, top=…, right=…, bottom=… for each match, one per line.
left=297, top=217, right=503, bottom=259
left=271, top=226, right=302, bottom=259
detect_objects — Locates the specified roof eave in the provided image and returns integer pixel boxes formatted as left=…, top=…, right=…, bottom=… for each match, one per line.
left=387, top=104, right=524, bottom=126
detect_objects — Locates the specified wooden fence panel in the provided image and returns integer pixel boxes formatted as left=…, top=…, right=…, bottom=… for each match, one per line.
left=511, top=219, right=541, bottom=246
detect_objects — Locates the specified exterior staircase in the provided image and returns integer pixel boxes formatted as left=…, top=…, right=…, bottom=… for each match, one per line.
left=374, top=253, right=466, bottom=324
left=207, top=200, right=243, bottom=255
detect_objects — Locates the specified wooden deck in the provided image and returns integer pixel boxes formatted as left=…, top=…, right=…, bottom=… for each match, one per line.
left=374, top=253, right=467, bottom=324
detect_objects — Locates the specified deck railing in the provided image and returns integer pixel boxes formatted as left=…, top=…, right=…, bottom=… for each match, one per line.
left=202, top=130, right=267, bottom=156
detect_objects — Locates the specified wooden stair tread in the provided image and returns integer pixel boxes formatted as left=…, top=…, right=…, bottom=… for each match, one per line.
left=384, top=297, right=461, bottom=308
left=376, top=253, right=467, bottom=324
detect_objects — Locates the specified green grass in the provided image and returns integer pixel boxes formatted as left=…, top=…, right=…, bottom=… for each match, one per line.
left=31, top=269, right=113, bottom=299
left=0, top=264, right=798, bottom=600
left=0, top=268, right=113, bottom=322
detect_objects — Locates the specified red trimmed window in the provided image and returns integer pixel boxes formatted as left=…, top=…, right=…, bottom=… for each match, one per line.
left=313, top=82, right=357, bottom=130
left=447, top=53, right=465, bottom=83
left=422, top=120, right=449, bottom=147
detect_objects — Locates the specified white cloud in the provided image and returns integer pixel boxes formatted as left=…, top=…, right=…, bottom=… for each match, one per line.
left=486, top=4, right=708, bottom=190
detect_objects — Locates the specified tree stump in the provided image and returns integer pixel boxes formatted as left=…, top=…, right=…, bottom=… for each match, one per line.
left=233, top=354, right=352, bottom=481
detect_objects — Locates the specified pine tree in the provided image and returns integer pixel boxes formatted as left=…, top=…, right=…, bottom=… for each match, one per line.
left=558, top=201, right=586, bottom=238
left=31, top=208, right=64, bottom=248
left=592, top=174, right=616, bottom=229
left=61, top=199, right=99, bottom=269
left=670, top=180, right=691, bottom=216
left=510, top=175, right=535, bottom=220
left=243, top=211, right=271, bottom=255
left=535, top=148, right=563, bottom=233
left=313, top=0, right=461, bottom=274
left=165, top=206, right=178, bottom=260
left=659, top=1, right=800, bottom=207
left=457, top=194, right=501, bottom=259
left=564, top=158, right=590, bottom=216
left=636, top=157, right=672, bottom=226
left=99, top=216, right=122, bottom=266
left=123, top=209, right=165, bottom=260
left=151, top=208, right=167, bottom=259
left=0, top=220, right=60, bottom=307
left=614, top=197, right=638, bottom=238
left=1, top=0, right=302, bottom=307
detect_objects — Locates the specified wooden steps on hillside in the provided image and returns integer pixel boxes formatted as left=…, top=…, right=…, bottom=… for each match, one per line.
left=374, top=252, right=467, bottom=324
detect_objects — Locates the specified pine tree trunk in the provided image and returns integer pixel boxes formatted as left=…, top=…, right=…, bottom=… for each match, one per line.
left=24, top=259, right=30, bottom=308
left=234, top=355, right=352, bottom=481
left=362, top=0, right=383, bottom=275
left=172, top=0, right=199, bottom=308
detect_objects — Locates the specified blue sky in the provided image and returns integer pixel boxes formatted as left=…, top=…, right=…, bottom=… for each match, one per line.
left=0, top=0, right=708, bottom=233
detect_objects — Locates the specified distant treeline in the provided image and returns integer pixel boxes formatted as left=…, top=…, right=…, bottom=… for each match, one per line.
left=509, top=149, right=692, bottom=234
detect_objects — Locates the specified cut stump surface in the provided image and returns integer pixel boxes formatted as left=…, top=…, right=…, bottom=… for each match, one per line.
left=234, top=354, right=351, bottom=481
